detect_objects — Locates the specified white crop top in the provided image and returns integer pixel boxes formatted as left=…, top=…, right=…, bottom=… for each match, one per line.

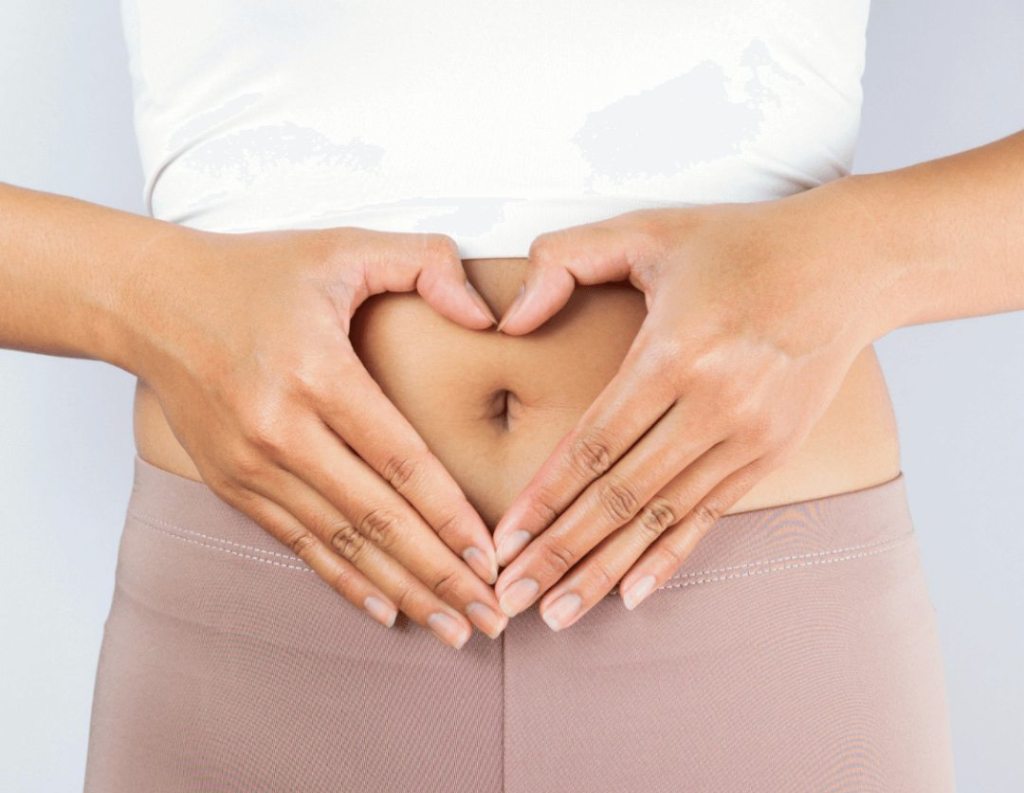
left=119, top=0, right=871, bottom=259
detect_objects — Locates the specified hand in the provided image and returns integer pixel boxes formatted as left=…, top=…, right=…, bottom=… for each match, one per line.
left=126, top=226, right=509, bottom=648
left=490, top=190, right=885, bottom=630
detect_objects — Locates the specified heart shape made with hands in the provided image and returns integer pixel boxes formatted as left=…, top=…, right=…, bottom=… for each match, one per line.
left=349, top=217, right=679, bottom=632
left=346, top=221, right=699, bottom=632
left=348, top=243, right=654, bottom=635
left=350, top=252, right=649, bottom=538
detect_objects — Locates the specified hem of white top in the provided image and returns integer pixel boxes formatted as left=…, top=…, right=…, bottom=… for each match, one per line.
left=166, top=195, right=703, bottom=261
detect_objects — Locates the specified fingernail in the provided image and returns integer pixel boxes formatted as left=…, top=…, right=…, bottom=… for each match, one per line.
left=463, top=545, right=498, bottom=584
left=364, top=595, right=397, bottom=627
left=498, top=577, right=539, bottom=617
left=622, top=574, right=657, bottom=611
left=466, top=601, right=508, bottom=639
left=464, top=279, right=497, bottom=325
left=428, top=611, right=471, bottom=649
left=541, top=591, right=582, bottom=632
left=496, top=283, right=526, bottom=333
left=496, top=529, right=531, bottom=567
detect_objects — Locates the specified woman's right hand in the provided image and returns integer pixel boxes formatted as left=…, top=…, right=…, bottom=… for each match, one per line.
left=122, top=224, right=508, bottom=648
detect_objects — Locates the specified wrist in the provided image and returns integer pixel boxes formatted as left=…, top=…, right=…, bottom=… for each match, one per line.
left=102, top=221, right=213, bottom=382
left=790, top=173, right=919, bottom=346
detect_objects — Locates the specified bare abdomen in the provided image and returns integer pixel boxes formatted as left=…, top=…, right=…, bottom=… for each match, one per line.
left=133, top=256, right=902, bottom=528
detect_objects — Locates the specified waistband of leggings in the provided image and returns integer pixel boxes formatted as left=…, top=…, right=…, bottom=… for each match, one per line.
left=124, top=453, right=915, bottom=586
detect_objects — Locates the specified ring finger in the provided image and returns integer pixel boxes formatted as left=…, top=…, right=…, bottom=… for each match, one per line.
left=494, top=398, right=719, bottom=615
left=220, top=484, right=400, bottom=629
left=249, top=420, right=507, bottom=642
left=536, top=438, right=760, bottom=630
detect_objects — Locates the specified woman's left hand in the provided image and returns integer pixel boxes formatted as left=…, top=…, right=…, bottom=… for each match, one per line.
left=490, top=184, right=891, bottom=630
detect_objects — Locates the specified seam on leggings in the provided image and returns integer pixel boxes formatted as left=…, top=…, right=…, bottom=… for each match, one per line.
left=127, top=511, right=314, bottom=572
left=125, top=508, right=913, bottom=587
left=655, top=531, right=914, bottom=592
left=665, top=532, right=914, bottom=582
left=127, top=507, right=908, bottom=573
left=127, top=508, right=310, bottom=563
left=500, top=630, right=506, bottom=793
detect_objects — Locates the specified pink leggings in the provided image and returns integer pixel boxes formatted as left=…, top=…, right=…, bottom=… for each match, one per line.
left=84, top=454, right=956, bottom=792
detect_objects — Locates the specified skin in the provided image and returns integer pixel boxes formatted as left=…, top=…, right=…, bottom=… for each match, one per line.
left=133, top=250, right=902, bottom=628
left=2, top=129, right=1021, bottom=649
left=490, top=129, right=1024, bottom=631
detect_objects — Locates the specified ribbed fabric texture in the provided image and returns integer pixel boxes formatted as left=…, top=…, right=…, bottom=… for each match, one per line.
left=83, top=455, right=956, bottom=792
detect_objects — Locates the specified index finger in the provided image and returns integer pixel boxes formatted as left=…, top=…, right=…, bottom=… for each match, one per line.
left=492, top=336, right=678, bottom=566
left=315, top=344, right=499, bottom=583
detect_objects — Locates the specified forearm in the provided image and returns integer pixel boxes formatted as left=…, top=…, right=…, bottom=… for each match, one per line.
left=0, top=181, right=196, bottom=373
left=800, top=129, right=1024, bottom=341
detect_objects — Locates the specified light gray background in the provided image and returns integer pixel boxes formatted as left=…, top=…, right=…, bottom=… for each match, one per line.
left=1, top=0, right=1021, bottom=790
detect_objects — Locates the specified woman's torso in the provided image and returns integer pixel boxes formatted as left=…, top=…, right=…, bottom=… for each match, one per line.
left=134, top=256, right=901, bottom=527
left=124, top=0, right=896, bottom=524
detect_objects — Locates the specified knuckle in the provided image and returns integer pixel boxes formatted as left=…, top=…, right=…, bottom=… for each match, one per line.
left=328, top=562, right=356, bottom=595
left=636, top=497, right=678, bottom=542
left=393, top=584, right=417, bottom=615
left=299, top=507, right=335, bottom=537
left=329, top=350, right=361, bottom=382
left=380, top=453, right=420, bottom=492
left=712, top=407, right=741, bottom=438
left=431, top=511, right=462, bottom=543
left=541, top=537, right=577, bottom=576
left=596, top=476, right=640, bottom=524
left=726, top=391, right=762, bottom=427
left=631, top=213, right=672, bottom=262
left=569, top=430, right=614, bottom=478
left=685, top=342, right=729, bottom=387
left=239, top=401, right=289, bottom=457
left=655, top=542, right=687, bottom=574
left=705, top=373, right=739, bottom=410
left=635, top=338, right=676, bottom=375
left=357, top=508, right=401, bottom=551
left=202, top=463, right=242, bottom=497
left=586, top=557, right=618, bottom=591
left=666, top=356, right=699, bottom=391
left=430, top=568, right=461, bottom=601
left=526, top=232, right=558, bottom=265
left=423, top=233, right=460, bottom=265
left=312, top=360, right=361, bottom=414
left=690, top=501, right=722, bottom=532
left=745, top=412, right=784, bottom=448
left=328, top=521, right=368, bottom=562
left=524, top=486, right=561, bottom=527
left=287, top=530, right=320, bottom=561
left=227, top=446, right=266, bottom=483
left=287, top=363, right=327, bottom=404
left=250, top=430, right=284, bottom=458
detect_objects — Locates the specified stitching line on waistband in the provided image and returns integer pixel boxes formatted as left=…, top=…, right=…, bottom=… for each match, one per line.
left=663, top=531, right=914, bottom=583
left=126, top=508, right=913, bottom=586
left=655, top=531, right=914, bottom=593
left=127, top=511, right=314, bottom=573
left=127, top=508, right=309, bottom=564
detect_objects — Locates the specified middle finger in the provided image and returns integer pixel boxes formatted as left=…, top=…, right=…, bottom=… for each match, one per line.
left=494, top=398, right=720, bottom=617
left=275, top=415, right=508, bottom=639
left=315, top=347, right=499, bottom=583
left=536, top=438, right=758, bottom=630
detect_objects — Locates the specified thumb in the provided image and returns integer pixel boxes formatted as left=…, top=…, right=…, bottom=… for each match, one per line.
left=495, top=225, right=635, bottom=335
left=356, top=231, right=499, bottom=329
left=415, top=235, right=499, bottom=329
